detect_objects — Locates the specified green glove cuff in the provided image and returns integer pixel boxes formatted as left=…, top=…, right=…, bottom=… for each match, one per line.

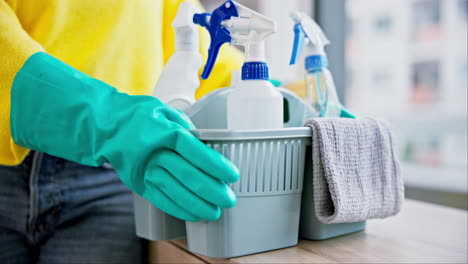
left=11, top=52, right=118, bottom=166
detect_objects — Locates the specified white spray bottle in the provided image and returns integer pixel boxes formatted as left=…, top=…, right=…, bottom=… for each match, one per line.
left=152, top=2, right=203, bottom=111
left=193, top=0, right=283, bottom=130
left=289, top=12, right=355, bottom=118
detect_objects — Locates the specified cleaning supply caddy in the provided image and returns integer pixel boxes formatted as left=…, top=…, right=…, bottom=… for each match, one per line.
left=134, top=0, right=313, bottom=258
left=133, top=1, right=403, bottom=259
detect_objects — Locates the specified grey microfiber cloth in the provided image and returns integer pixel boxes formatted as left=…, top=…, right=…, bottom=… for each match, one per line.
left=305, top=117, right=404, bottom=224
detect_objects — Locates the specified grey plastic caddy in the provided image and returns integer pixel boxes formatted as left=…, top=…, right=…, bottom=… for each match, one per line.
left=133, top=87, right=366, bottom=257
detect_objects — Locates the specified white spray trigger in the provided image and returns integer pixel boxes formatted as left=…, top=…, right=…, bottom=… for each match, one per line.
left=222, top=2, right=276, bottom=62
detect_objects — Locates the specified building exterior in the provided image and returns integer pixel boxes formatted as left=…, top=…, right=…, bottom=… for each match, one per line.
left=345, top=0, right=467, bottom=192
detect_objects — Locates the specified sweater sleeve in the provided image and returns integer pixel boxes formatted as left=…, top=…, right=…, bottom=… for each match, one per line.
left=162, top=0, right=244, bottom=100
left=0, top=1, right=43, bottom=165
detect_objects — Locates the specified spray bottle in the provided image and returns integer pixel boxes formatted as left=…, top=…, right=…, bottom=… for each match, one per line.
left=152, top=2, right=203, bottom=111
left=193, top=0, right=283, bottom=129
left=289, top=12, right=354, bottom=118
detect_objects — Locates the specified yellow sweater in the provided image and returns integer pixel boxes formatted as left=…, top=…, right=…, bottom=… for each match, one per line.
left=0, top=0, right=243, bottom=165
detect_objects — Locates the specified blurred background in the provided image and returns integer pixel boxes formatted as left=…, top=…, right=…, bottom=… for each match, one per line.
left=200, top=0, right=468, bottom=210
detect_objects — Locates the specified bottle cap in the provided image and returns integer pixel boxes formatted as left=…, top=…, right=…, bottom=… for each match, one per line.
left=305, top=55, right=328, bottom=72
left=241, top=62, right=269, bottom=80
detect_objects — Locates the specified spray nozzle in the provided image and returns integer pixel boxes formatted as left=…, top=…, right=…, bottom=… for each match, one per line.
left=193, top=0, right=276, bottom=80
left=289, top=11, right=329, bottom=65
left=193, top=1, right=239, bottom=79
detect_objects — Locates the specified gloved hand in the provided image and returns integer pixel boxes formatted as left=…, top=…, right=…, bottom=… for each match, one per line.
left=10, top=52, right=239, bottom=221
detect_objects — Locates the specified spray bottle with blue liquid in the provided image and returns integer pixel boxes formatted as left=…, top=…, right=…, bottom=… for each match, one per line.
left=193, top=0, right=283, bottom=130
left=290, top=12, right=354, bottom=118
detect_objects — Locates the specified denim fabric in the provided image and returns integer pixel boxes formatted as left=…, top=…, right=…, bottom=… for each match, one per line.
left=0, top=152, right=144, bottom=264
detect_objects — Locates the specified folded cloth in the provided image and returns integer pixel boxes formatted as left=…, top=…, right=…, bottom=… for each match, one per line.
left=305, top=117, right=404, bottom=224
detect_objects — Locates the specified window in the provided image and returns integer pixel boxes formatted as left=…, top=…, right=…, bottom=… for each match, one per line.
left=411, top=0, right=442, bottom=41
left=411, top=60, right=440, bottom=104
left=345, top=0, right=467, bottom=208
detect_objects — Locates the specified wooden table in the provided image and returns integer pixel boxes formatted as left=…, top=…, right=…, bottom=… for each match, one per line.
left=149, top=199, right=467, bottom=263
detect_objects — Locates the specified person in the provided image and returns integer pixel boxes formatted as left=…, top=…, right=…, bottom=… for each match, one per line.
left=0, top=0, right=244, bottom=263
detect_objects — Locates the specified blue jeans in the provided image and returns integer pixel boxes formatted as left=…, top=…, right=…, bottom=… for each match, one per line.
left=0, top=152, right=144, bottom=263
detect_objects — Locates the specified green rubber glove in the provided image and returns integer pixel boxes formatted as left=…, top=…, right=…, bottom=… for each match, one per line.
left=10, top=52, right=239, bottom=221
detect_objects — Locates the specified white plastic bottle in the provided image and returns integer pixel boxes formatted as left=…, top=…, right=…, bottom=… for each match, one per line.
left=230, top=70, right=241, bottom=88
left=228, top=73, right=283, bottom=130
left=152, top=2, right=202, bottom=111
left=193, top=0, right=283, bottom=130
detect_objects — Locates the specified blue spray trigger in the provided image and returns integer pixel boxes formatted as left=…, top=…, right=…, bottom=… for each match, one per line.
left=289, top=23, right=306, bottom=65
left=193, top=0, right=239, bottom=79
